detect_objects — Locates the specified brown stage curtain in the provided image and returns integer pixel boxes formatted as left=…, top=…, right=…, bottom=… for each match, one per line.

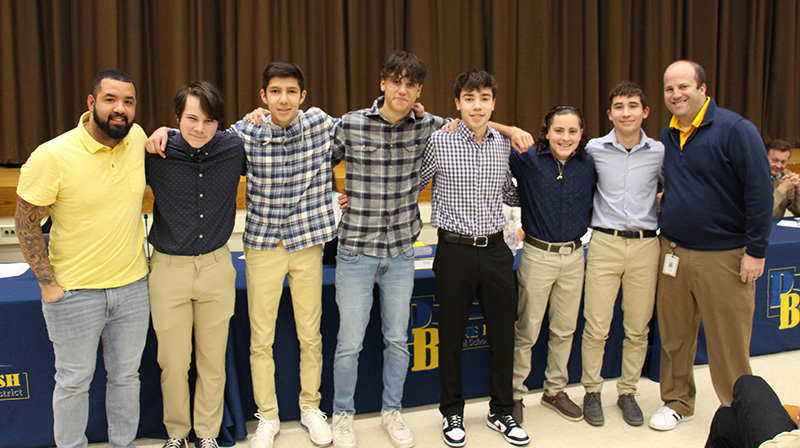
left=1, top=0, right=798, bottom=164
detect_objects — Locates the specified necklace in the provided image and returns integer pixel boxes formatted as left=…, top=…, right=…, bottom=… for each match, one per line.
left=556, top=160, right=564, bottom=180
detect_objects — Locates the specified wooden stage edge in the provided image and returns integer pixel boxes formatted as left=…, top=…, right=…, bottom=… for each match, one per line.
left=0, top=163, right=435, bottom=218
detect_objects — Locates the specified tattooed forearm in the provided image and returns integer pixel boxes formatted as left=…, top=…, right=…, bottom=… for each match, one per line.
left=14, top=195, right=56, bottom=286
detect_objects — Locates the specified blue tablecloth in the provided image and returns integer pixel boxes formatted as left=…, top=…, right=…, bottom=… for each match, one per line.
left=2, top=220, right=798, bottom=447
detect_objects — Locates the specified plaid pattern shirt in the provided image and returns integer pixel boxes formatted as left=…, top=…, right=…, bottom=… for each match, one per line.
left=231, top=107, right=339, bottom=252
left=332, top=96, right=448, bottom=258
left=420, top=122, right=518, bottom=236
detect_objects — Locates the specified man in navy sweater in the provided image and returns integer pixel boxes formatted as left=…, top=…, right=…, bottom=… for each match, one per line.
left=648, top=60, right=773, bottom=432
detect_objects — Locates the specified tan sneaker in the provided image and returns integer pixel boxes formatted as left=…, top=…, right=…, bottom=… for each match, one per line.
left=250, top=413, right=280, bottom=448
left=381, top=409, right=415, bottom=448
left=301, top=404, right=333, bottom=446
left=332, top=412, right=357, bottom=448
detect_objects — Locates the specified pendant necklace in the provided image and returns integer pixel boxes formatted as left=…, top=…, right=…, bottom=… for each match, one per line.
left=556, top=160, right=564, bottom=180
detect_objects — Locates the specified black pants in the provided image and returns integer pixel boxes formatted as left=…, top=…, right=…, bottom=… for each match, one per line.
left=706, top=375, right=798, bottom=448
left=434, top=235, right=517, bottom=417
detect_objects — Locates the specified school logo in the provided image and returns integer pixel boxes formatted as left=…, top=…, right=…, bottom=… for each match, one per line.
left=767, top=267, right=800, bottom=330
left=409, top=295, right=489, bottom=372
left=0, top=366, right=30, bottom=401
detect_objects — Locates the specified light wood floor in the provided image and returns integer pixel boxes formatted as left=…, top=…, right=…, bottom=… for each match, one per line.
left=82, top=349, right=799, bottom=448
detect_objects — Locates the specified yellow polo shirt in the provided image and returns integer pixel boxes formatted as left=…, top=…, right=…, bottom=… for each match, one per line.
left=17, top=112, right=148, bottom=290
left=670, top=97, right=711, bottom=149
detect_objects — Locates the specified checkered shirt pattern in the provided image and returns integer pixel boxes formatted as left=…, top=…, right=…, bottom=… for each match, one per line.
left=420, top=122, right=518, bottom=236
left=231, top=107, right=338, bottom=252
left=332, top=96, right=448, bottom=258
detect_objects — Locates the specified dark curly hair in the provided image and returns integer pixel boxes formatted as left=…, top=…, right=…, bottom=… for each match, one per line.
left=535, top=105, right=588, bottom=160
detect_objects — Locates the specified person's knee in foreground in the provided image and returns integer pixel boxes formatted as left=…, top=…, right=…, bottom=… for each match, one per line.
left=705, top=375, right=799, bottom=448
left=509, top=106, right=596, bottom=426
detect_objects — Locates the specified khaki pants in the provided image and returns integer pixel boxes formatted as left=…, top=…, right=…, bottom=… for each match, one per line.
left=149, top=246, right=236, bottom=438
left=656, top=236, right=755, bottom=415
left=245, top=242, right=323, bottom=419
left=581, top=231, right=659, bottom=394
left=513, top=243, right=584, bottom=398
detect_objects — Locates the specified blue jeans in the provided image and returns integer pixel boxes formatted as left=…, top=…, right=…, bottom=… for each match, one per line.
left=333, top=246, right=415, bottom=414
left=41, top=277, right=150, bottom=448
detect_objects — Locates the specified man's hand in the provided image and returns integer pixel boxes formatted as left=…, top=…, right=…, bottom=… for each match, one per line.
left=441, top=118, right=460, bottom=134
left=776, top=172, right=800, bottom=194
left=338, top=194, right=349, bottom=213
left=740, top=253, right=765, bottom=283
left=146, top=127, right=170, bottom=158
left=40, top=283, right=65, bottom=303
left=244, top=107, right=269, bottom=126
left=412, top=103, right=425, bottom=118
left=507, top=126, right=534, bottom=153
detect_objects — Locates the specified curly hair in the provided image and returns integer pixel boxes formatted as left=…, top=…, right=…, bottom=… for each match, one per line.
left=534, top=105, right=588, bottom=160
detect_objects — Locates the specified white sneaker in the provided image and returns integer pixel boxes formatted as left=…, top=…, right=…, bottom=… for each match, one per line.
left=381, top=409, right=415, bottom=448
left=648, top=406, right=693, bottom=431
left=301, top=404, right=333, bottom=447
left=332, top=412, right=357, bottom=448
left=250, top=413, right=280, bottom=448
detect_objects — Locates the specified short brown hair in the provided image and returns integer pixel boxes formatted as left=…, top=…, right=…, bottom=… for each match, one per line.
left=174, top=81, right=226, bottom=125
left=767, top=138, right=792, bottom=154
left=608, top=81, right=648, bottom=109
left=453, top=69, right=497, bottom=99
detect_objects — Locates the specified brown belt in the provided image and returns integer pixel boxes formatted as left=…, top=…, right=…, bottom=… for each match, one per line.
left=524, top=235, right=582, bottom=254
left=593, top=227, right=657, bottom=239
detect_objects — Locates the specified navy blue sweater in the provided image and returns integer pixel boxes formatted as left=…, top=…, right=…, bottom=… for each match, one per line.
left=659, top=98, right=772, bottom=258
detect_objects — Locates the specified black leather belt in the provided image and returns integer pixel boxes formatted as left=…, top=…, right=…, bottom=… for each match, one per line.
left=524, top=234, right=582, bottom=254
left=438, top=229, right=503, bottom=248
left=593, top=227, right=658, bottom=239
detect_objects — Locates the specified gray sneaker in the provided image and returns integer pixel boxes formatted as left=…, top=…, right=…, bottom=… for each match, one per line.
left=617, top=394, right=644, bottom=426
left=583, top=392, right=604, bottom=426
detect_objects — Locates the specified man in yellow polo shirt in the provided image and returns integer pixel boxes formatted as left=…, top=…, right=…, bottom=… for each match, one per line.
left=15, top=70, right=150, bottom=448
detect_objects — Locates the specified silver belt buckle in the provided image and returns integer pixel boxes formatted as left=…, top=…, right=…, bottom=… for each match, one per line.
left=558, top=245, right=573, bottom=255
left=474, top=236, right=489, bottom=247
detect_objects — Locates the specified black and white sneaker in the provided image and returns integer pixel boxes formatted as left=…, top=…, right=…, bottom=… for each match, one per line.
left=442, top=414, right=466, bottom=447
left=486, top=412, right=530, bottom=446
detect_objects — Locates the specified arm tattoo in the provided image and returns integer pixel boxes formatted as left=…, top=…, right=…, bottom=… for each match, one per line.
left=14, top=195, right=56, bottom=286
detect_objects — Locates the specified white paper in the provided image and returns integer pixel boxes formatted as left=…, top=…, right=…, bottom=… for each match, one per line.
left=414, top=259, right=434, bottom=270
left=0, top=262, right=30, bottom=278
left=777, top=219, right=800, bottom=228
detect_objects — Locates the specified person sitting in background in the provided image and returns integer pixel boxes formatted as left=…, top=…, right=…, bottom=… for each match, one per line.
left=767, top=139, right=800, bottom=217
left=706, top=375, right=799, bottom=448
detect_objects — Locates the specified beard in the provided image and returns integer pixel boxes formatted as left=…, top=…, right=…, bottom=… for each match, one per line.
left=93, top=108, right=134, bottom=140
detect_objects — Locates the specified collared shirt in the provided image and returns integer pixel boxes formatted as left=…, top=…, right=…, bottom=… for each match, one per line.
left=670, top=97, right=711, bottom=148
left=587, top=129, right=664, bottom=231
left=16, top=112, right=148, bottom=290
left=509, top=145, right=596, bottom=243
left=231, top=107, right=339, bottom=252
left=420, top=122, right=517, bottom=236
left=146, top=131, right=245, bottom=256
left=332, top=96, right=448, bottom=258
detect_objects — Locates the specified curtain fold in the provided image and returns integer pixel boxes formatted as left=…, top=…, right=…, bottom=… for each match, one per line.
left=1, top=0, right=798, bottom=164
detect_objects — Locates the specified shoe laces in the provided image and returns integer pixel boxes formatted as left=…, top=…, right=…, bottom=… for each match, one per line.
left=445, top=414, right=463, bottom=428
left=334, top=412, right=354, bottom=436
left=302, top=404, right=328, bottom=427
left=385, top=410, right=408, bottom=432
left=253, top=412, right=279, bottom=440
left=500, top=414, right=521, bottom=428
left=196, top=439, right=219, bottom=448
left=162, top=439, right=186, bottom=448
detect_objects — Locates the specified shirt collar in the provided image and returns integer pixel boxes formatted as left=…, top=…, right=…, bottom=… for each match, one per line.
left=457, top=120, right=497, bottom=143
left=77, top=111, right=123, bottom=154
left=669, top=96, right=711, bottom=131
left=366, top=96, right=416, bottom=124
left=602, top=128, right=651, bottom=152
left=176, top=131, right=222, bottom=158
